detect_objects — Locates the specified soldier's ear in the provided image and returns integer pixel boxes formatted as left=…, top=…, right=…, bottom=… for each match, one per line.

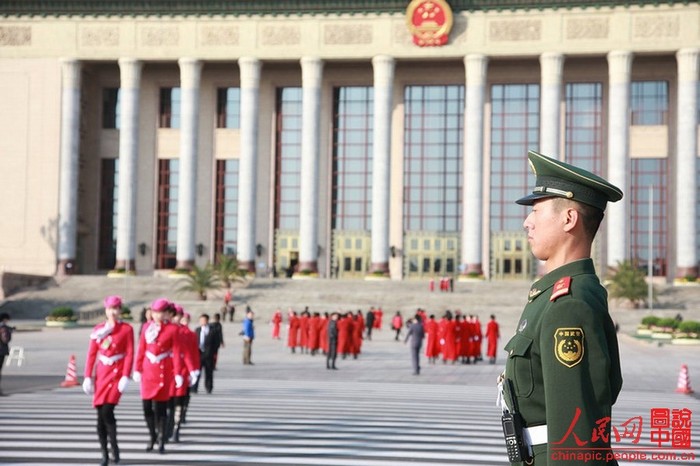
left=562, top=206, right=579, bottom=233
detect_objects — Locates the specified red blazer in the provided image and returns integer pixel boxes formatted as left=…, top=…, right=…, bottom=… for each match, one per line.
left=287, top=315, right=300, bottom=348
left=135, top=321, right=182, bottom=401
left=172, top=325, right=199, bottom=397
left=84, top=321, right=134, bottom=408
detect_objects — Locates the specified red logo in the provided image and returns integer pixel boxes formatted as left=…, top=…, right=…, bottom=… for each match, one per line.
left=406, top=0, right=454, bottom=47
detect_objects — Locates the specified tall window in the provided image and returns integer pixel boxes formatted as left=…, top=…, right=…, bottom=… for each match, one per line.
left=102, top=88, right=120, bottom=129
left=274, top=88, right=302, bottom=230
left=332, top=86, right=373, bottom=231
left=490, top=83, right=540, bottom=232
left=216, top=87, right=241, bottom=129
left=98, top=159, right=118, bottom=269
left=630, top=159, right=668, bottom=275
left=156, top=159, right=179, bottom=269
left=159, top=87, right=181, bottom=128
left=565, top=83, right=603, bottom=173
left=215, top=159, right=240, bottom=257
left=403, top=85, right=464, bottom=232
left=631, top=81, right=668, bottom=125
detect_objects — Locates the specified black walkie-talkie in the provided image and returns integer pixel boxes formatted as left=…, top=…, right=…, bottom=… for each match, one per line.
left=501, top=378, right=530, bottom=463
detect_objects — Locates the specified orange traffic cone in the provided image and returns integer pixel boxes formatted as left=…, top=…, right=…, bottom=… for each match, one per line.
left=60, top=354, right=80, bottom=388
left=675, top=364, right=694, bottom=394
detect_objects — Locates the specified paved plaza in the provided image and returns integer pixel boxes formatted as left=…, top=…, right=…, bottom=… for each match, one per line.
left=0, top=277, right=699, bottom=464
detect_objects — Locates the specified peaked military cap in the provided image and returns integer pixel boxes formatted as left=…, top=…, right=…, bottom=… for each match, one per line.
left=516, top=150, right=623, bottom=211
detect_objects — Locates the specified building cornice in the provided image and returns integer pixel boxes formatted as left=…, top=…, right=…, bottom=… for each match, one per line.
left=0, top=0, right=693, bottom=18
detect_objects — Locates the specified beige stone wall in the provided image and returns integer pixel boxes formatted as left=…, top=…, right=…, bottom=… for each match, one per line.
left=0, top=5, right=697, bottom=61
left=0, top=58, right=62, bottom=275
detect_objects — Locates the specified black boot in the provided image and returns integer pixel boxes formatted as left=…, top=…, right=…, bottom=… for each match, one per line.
left=172, top=405, right=182, bottom=443
left=145, top=416, right=157, bottom=452
left=158, top=417, right=167, bottom=454
left=106, top=422, right=120, bottom=464
left=97, top=423, right=109, bottom=466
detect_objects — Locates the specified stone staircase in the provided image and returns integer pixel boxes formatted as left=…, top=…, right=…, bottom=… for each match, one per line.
left=0, top=274, right=530, bottom=324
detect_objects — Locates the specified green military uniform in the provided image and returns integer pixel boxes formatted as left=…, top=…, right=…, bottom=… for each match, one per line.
left=503, top=151, right=623, bottom=466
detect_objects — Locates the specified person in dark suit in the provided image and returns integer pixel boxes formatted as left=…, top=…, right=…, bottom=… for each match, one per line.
left=404, top=314, right=425, bottom=375
left=326, top=312, right=339, bottom=370
left=193, top=314, right=217, bottom=394
left=210, top=313, right=224, bottom=369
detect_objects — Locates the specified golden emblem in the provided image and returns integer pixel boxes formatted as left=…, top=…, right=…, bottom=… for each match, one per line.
left=406, top=0, right=454, bottom=47
left=554, top=327, right=584, bottom=368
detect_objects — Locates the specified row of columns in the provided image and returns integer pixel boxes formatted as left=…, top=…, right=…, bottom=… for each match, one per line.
left=56, top=50, right=699, bottom=278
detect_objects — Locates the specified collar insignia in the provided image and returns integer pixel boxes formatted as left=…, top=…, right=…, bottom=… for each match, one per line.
left=528, top=288, right=542, bottom=301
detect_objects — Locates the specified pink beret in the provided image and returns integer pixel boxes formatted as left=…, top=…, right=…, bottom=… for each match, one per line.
left=183, top=312, right=191, bottom=320
left=103, top=295, right=122, bottom=309
left=174, top=304, right=184, bottom=315
left=151, top=298, right=170, bottom=313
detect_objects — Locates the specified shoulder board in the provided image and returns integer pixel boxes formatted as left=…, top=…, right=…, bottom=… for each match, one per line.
left=550, top=276, right=572, bottom=302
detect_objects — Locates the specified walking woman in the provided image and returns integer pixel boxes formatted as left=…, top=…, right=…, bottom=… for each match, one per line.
left=133, top=298, right=183, bottom=454
left=83, top=295, right=134, bottom=466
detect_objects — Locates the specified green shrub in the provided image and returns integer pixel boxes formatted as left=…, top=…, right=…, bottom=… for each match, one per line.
left=656, top=317, right=678, bottom=330
left=606, top=260, right=653, bottom=308
left=641, top=315, right=660, bottom=327
left=50, top=307, right=75, bottom=318
left=678, top=321, right=700, bottom=334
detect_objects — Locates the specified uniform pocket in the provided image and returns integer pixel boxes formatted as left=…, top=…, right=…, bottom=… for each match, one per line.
left=504, top=333, right=534, bottom=398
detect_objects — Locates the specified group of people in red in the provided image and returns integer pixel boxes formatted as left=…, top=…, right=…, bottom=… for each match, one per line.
left=83, top=295, right=203, bottom=465
left=421, top=311, right=500, bottom=365
left=428, top=276, right=455, bottom=293
left=278, top=308, right=368, bottom=359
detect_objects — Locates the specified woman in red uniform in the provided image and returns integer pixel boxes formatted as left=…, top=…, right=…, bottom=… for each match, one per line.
left=83, top=295, right=134, bottom=466
left=287, top=309, right=300, bottom=353
left=133, top=298, right=183, bottom=454
left=171, top=308, right=199, bottom=442
left=271, top=309, right=283, bottom=340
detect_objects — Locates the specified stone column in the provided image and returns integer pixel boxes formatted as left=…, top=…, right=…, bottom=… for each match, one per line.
left=298, top=57, right=324, bottom=273
left=56, top=58, right=81, bottom=275
left=175, top=58, right=202, bottom=269
left=460, top=54, right=488, bottom=276
left=606, top=51, right=633, bottom=268
left=237, top=57, right=262, bottom=273
left=539, top=52, right=564, bottom=158
left=675, top=48, right=700, bottom=279
left=114, top=58, right=142, bottom=272
left=370, top=55, right=395, bottom=274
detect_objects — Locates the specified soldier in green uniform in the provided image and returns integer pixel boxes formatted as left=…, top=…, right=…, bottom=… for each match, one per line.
left=501, top=150, right=623, bottom=466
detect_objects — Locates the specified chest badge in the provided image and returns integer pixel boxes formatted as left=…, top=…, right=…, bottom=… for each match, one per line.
left=518, top=319, right=528, bottom=333
left=554, top=327, right=584, bottom=368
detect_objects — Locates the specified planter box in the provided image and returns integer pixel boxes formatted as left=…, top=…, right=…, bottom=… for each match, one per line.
left=45, top=320, right=78, bottom=328
left=672, top=338, right=700, bottom=345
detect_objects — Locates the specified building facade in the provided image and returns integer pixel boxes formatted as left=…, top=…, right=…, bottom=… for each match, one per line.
left=0, top=1, right=698, bottom=281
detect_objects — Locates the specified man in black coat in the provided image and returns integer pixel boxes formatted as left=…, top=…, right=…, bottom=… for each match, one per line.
left=365, top=309, right=375, bottom=341
left=194, top=314, right=218, bottom=394
left=326, top=313, right=339, bottom=370
left=405, top=314, right=425, bottom=375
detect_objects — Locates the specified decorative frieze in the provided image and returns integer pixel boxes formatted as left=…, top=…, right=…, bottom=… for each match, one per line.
left=0, top=26, right=31, bottom=46
left=489, top=19, right=540, bottom=42
left=565, top=17, right=609, bottom=40
left=80, top=26, right=119, bottom=47
left=260, top=24, right=300, bottom=46
left=200, top=25, right=239, bottom=46
left=323, top=24, right=372, bottom=45
left=140, top=26, right=179, bottom=47
left=633, top=15, right=679, bottom=39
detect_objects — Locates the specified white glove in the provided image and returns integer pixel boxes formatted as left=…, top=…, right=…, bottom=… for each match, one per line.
left=82, top=377, right=94, bottom=395
left=132, top=371, right=141, bottom=383
left=117, top=376, right=130, bottom=393
left=175, top=374, right=184, bottom=389
left=189, top=370, right=200, bottom=387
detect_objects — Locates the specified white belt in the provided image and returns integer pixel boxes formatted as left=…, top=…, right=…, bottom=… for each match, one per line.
left=524, top=425, right=547, bottom=446
left=145, top=350, right=172, bottom=364
left=98, top=353, right=125, bottom=366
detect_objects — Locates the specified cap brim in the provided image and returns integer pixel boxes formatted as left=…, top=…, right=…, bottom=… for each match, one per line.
left=516, top=192, right=555, bottom=206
